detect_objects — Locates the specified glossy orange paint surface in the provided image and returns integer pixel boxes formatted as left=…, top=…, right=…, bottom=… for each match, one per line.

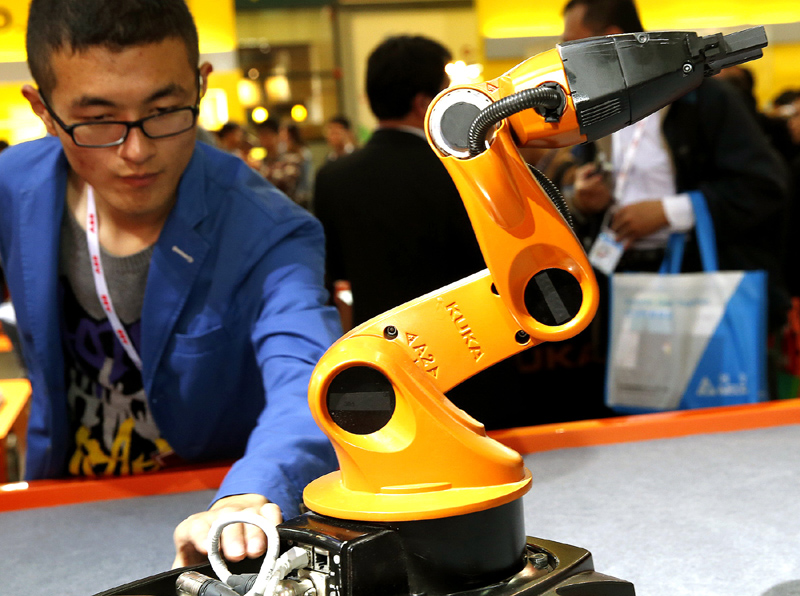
left=304, top=49, right=599, bottom=522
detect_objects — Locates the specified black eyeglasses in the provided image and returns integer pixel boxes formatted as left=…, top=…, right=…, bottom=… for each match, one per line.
left=40, top=95, right=200, bottom=148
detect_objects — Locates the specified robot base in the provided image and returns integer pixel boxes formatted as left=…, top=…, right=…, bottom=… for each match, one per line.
left=277, top=499, right=634, bottom=596
left=93, top=499, right=634, bottom=596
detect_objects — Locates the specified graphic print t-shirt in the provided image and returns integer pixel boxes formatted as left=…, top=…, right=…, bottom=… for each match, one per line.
left=59, top=209, right=174, bottom=476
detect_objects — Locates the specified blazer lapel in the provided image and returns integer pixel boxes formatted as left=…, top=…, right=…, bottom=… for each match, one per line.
left=140, top=146, right=211, bottom=394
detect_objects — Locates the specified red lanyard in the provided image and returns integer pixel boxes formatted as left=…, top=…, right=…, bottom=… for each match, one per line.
left=86, top=186, right=143, bottom=371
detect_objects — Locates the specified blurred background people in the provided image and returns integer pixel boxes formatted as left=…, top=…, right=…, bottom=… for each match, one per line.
left=768, top=89, right=800, bottom=119
left=323, top=115, right=357, bottom=164
left=786, top=94, right=800, bottom=151
left=782, top=93, right=800, bottom=298
left=255, top=118, right=281, bottom=161
left=256, top=118, right=305, bottom=209
left=281, top=123, right=314, bottom=210
left=215, top=121, right=246, bottom=158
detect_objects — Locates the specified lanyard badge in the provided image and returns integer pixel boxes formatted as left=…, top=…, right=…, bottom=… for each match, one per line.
left=587, top=119, right=648, bottom=275
left=86, top=186, right=144, bottom=371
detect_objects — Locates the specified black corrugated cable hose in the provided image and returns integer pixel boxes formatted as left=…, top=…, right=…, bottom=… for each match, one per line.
left=467, top=86, right=574, bottom=228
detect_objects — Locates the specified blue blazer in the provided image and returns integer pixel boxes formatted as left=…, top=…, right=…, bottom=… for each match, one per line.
left=0, top=136, right=340, bottom=517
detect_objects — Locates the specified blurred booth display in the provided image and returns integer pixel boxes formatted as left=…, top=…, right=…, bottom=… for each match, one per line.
left=198, top=89, right=230, bottom=131
left=237, top=42, right=337, bottom=140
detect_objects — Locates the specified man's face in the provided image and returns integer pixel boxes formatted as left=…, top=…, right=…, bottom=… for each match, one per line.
left=562, top=4, right=604, bottom=42
left=220, top=128, right=244, bottom=151
left=33, top=38, right=202, bottom=219
left=258, top=130, right=279, bottom=154
left=325, top=123, right=348, bottom=151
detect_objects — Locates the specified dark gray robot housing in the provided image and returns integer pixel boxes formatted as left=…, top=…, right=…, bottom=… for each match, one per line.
left=559, top=27, right=768, bottom=141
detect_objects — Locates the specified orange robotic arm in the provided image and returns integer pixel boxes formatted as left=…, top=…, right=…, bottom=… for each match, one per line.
left=303, top=28, right=768, bottom=523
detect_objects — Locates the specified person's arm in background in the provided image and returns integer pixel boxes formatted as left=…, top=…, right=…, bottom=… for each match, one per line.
left=332, top=280, right=353, bottom=333
left=173, top=214, right=342, bottom=568
left=571, top=162, right=681, bottom=246
left=572, top=162, right=614, bottom=217
left=609, top=200, right=670, bottom=244
left=608, top=81, right=788, bottom=249
left=568, top=78, right=788, bottom=250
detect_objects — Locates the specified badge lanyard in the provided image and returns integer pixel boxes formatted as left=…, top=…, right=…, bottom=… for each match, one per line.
left=588, top=119, right=648, bottom=275
left=86, top=186, right=143, bottom=371
left=613, top=118, right=648, bottom=200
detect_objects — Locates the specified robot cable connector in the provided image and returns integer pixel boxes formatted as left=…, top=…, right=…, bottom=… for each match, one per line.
left=467, top=86, right=566, bottom=157
left=200, top=511, right=310, bottom=596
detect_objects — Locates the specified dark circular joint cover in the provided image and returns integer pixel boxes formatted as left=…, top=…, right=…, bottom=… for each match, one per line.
left=326, top=366, right=396, bottom=435
left=524, top=268, right=583, bottom=327
left=440, top=101, right=483, bottom=153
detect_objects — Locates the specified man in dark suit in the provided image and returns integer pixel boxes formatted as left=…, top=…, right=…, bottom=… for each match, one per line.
left=315, top=35, right=484, bottom=327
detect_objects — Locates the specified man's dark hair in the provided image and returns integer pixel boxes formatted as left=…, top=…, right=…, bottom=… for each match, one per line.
left=718, top=66, right=757, bottom=113
left=27, top=0, right=200, bottom=98
left=217, top=122, right=242, bottom=139
left=284, top=123, right=305, bottom=147
left=773, top=89, right=800, bottom=108
left=329, top=115, right=351, bottom=130
left=255, top=119, right=281, bottom=135
left=563, top=0, right=644, bottom=34
left=366, top=35, right=451, bottom=121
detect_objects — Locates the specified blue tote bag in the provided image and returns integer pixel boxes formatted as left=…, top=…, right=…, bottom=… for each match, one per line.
left=606, top=192, right=768, bottom=413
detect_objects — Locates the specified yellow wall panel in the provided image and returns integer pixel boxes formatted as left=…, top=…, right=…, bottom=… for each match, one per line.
left=478, top=0, right=561, bottom=39
left=0, top=1, right=30, bottom=63
left=0, top=84, right=45, bottom=145
left=206, top=69, right=245, bottom=130
left=766, top=43, right=800, bottom=102
left=478, top=0, right=800, bottom=39
left=187, top=0, right=238, bottom=55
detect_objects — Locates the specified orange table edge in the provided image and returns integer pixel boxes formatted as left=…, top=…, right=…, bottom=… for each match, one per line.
left=2, top=398, right=799, bottom=513
left=0, top=463, right=231, bottom=512
left=488, top=397, right=800, bottom=454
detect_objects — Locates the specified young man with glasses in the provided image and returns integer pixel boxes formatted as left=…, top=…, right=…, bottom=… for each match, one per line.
left=2, top=0, right=340, bottom=568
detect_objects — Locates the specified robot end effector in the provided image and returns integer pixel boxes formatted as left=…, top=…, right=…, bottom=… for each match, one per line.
left=428, top=26, right=769, bottom=158
left=425, top=26, right=768, bottom=347
left=558, top=26, right=769, bottom=142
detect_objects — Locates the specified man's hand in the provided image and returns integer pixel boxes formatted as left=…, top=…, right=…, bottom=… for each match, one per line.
left=572, top=162, right=613, bottom=215
left=172, top=494, right=282, bottom=569
left=610, top=200, right=668, bottom=245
